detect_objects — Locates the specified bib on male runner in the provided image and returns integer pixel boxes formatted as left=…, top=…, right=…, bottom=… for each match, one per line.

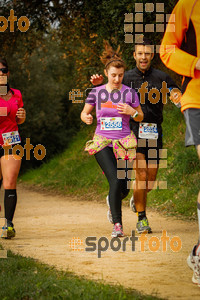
left=100, top=117, right=122, bottom=130
left=138, top=123, right=158, bottom=139
left=2, top=131, right=21, bottom=146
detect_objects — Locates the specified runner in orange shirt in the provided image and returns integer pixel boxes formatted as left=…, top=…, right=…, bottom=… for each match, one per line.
left=160, top=0, right=200, bottom=286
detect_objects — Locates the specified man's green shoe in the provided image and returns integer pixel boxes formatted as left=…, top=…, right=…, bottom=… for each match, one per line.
left=136, top=217, right=152, bottom=234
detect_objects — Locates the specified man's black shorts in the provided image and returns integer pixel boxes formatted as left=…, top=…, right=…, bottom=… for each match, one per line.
left=183, top=108, right=200, bottom=147
left=130, top=122, right=163, bottom=165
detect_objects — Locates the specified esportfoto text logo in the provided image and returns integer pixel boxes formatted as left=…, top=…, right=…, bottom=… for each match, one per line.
left=69, top=230, right=182, bottom=258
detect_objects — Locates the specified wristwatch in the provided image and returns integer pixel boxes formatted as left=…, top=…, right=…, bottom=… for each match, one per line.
left=131, top=111, right=138, bottom=119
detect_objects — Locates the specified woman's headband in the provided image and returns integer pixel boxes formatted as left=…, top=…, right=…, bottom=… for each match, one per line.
left=105, top=59, right=124, bottom=68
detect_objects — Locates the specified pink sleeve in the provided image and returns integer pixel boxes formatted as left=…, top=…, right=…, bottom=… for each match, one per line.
left=18, top=92, right=24, bottom=108
left=13, top=89, right=24, bottom=108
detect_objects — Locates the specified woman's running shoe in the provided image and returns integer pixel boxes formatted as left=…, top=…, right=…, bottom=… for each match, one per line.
left=111, top=223, right=124, bottom=237
left=130, top=195, right=137, bottom=213
left=1, top=221, right=16, bottom=239
left=106, top=195, right=114, bottom=224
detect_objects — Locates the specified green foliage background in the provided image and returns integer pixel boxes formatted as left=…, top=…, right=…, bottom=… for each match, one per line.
left=0, top=2, right=199, bottom=297
left=0, top=0, right=180, bottom=172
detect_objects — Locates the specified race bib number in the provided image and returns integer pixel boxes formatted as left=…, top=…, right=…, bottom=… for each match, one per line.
left=100, top=117, right=122, bottom=130
left=138, top=123, right=158, bottom=139
left=2, top=131, right=21, bottom=145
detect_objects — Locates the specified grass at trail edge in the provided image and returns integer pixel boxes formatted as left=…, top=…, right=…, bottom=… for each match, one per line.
left=21, top=103, right=200, bottom=219
left=0, top=247, right=163, bottom=300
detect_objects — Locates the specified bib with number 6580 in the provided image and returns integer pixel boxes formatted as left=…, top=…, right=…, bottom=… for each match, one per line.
left=2, top=131, right=21, bottom=145
left=138, top=123, right=158, bottom=139
left=100, top=117, right=122, bottom=130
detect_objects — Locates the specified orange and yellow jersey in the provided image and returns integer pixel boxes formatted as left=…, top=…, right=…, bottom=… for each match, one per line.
left=160, top=0, right=200, bottom=112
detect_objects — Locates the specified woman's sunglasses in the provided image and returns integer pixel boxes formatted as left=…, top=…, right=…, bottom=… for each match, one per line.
left=0, top=68, right=8, bottom=74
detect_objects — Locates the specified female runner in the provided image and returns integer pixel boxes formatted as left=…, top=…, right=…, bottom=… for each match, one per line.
left=81, top=43, right=143, bottom=237
left=0, top=58, right=26, bottom=239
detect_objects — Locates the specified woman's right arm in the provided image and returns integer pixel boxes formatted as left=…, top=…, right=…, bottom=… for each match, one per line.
left=80, top=104, right=94, bottom=125
left=90, top=74, right=104, bottom=86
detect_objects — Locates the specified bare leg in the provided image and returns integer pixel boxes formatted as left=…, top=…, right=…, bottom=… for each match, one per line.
left=195, top=145, right=200, bottom=242
left=1, top=155, right=21, bottom=189
left=0, top=160, right=2, bottom=188
left=196, top=145, right=200, bottom=160
left=1, top=154, right=21, bottom=228
left=147, top=161, right=159, bottom=193
left=0, top=159, right=2, bottom=179
left=133, top=153, right=159, bottom=212
left=134, top=153, right=147, bottom=212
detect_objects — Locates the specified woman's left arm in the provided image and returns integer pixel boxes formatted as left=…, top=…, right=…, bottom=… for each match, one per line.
left=117, top=103, right=144, bottom=122
left=16, top=108, right=26, bottom=124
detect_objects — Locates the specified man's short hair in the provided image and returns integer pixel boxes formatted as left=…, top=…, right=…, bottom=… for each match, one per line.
left=134, top=37, right=153, bottom=51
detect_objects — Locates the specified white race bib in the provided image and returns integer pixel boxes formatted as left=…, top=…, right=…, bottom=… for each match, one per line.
left=2, top=131, right=21, bottom=145
left=138, top=123, right=158, bottom=139
left=100, top=117, right=122, bottom=130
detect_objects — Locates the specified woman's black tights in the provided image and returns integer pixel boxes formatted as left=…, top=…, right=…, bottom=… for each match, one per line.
left=94, top=146, right=129, bottom=224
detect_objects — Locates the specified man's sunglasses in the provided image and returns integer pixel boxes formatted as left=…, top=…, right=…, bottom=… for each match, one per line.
left=0, top=68, right=8, bottom=74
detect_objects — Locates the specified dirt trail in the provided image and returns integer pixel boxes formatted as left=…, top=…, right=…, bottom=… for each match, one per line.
left=0, top=185, right=200, bottom=300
